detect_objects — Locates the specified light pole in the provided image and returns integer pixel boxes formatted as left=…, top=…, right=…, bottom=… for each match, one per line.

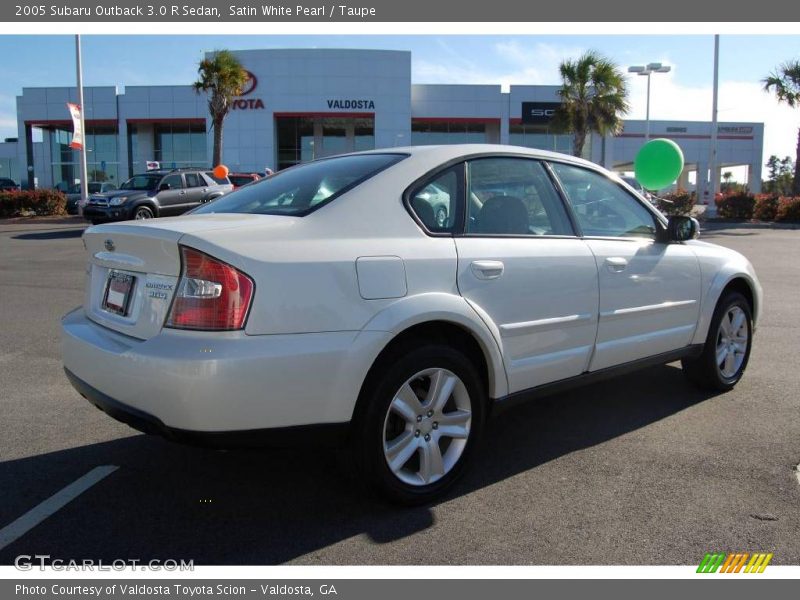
left=628, top=62, right=671, bottom=141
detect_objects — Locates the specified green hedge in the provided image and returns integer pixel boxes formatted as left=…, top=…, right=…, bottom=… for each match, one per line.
left=775, top=196, right=800, bottom=222
left=0, top=190, right=67, bottom=218
left=656, top=190, right=695, bottom=216
left=716, top=193, right=755, bottom=220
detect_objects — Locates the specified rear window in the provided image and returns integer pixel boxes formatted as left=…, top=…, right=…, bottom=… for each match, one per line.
left=193, top=154, right=406, bottom=217
left=205, top=172, right=231, bottom=185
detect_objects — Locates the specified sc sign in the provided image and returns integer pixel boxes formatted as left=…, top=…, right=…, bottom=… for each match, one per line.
left=521, top=102, right=561, bottom=124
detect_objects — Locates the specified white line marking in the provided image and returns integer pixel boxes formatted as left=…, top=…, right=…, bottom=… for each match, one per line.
left=0, top=465, right=118, bottom=550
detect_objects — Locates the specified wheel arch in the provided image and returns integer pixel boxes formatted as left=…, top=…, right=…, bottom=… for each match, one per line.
left=356, top=294, right=509, bottom=405
left=692, top=271, right=761, bottom=345
left=131, top=199, right=159, bottom=217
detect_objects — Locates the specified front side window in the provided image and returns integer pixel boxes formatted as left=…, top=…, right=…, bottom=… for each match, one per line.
left=160, top=174, right=184, bottom=190
left=466, top=157, right=573, bottom=236
left=408, top=167, right=460, bottom=232
left=121, top=175, right=160, bottom=191
left=192, top=154, right=405, bottom=217
left=550, top=162, right=658, bottom=239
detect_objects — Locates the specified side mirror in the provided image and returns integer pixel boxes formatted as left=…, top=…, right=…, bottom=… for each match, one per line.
left=666, top=215, right=699, bottom=242
left=159, top=183, right=172, bottom=191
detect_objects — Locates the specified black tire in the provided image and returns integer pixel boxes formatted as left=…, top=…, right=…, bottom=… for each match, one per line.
left=681, top=291, right=753, bottom=391
left=133, top=205, right=154, bottom=220
left=351, top=342, right=486, bottom=505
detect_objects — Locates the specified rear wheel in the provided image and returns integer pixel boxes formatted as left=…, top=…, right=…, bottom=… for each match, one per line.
left=352, top=343, right=486, bottom=505
left=134, top=206, right=154, bottom=220
left=682, top=291, right=752, bottom=391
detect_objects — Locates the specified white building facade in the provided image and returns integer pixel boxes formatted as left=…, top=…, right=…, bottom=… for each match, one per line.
left=2, top=48, right=763, bottom=195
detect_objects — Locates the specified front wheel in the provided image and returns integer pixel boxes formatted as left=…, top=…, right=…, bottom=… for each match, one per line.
left=352, top=343, right=486, bottom=505
left=682, top=291, right=753, bottom=391
left=133, top=206, right=154, bottom=220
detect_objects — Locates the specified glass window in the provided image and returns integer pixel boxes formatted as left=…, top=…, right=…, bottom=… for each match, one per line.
left=550, top=162, right=657, bottom=239
left=192, top=154, right=405, bottom=217
left=411, top=120, right=488, bottom=145
left=409, top=167, right=460, bottom=232
left=185, top=173, right=202, bottom=188
left=121, top=174, right=160, bottom=191
left=160, top=174, right=184, bottom=190
left=465, top=158, right=573, bottom=236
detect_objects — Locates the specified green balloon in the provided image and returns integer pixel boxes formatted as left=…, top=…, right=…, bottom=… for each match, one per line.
left=634, top=138, right=685, bottom=190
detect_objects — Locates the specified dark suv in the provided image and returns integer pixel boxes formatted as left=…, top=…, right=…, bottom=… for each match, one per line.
left=82, top=168, right=233, bottom=224
left=0, top=177, right=20, bottom=191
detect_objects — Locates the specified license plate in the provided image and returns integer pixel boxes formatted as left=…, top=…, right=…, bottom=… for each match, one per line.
left=102, top=271, right=135, bottom=316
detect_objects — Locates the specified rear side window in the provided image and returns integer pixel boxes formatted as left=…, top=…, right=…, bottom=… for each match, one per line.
left=205, top=172, right=230, bottom=185
left=193, top=154, right=406, bottom=217
left=408, top=167, right=460, bottom=232
left=466, top=158, right=573, bottom=236
left=185, top=173, right=202, bottom=188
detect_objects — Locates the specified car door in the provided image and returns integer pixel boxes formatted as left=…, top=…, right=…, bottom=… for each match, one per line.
left=549, top=161, right=702, bottom=371
left=448, top=157, right=600, bottom=393
left=156, top=173, right=187, bottom=216
left=182, top=172, right=207, bottom=210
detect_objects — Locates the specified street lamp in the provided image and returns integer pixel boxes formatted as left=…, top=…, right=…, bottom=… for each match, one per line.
left=628, top=62, right=671, bottom=141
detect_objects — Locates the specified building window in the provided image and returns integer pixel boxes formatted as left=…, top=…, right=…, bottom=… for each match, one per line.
left=411, top=120, right=488, bottom=145
left=49, top=124, right=119, bottom=191
left=275, top=116, right=375, bottom=171
left=509, top=123, right=592, bottom=160
left=128, top=121, right=207, bottom=176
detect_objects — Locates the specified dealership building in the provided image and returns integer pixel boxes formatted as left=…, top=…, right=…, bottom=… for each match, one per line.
left=0, top=48, right=764, bottom=196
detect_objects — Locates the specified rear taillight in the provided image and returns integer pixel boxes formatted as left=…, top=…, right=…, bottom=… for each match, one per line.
left=166, top=246, right=254, bottom=331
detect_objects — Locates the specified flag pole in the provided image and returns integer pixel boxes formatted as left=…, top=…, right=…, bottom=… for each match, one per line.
left=706, top=34, right=720, bottom=217
left=75, top=35, right=89, bottom=213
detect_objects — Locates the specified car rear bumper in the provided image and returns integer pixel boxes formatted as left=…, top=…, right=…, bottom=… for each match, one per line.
left=61, top=308, right=391, bottom=438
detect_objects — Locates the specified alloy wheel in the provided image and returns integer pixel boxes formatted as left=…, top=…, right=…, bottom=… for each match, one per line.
left=382, top=368, right=472, bottom=486
left=716, top=305, right=749, bottom=379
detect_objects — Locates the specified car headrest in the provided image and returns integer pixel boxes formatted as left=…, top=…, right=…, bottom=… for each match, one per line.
left=410, top=196, right=438, bottom=231
left=476, top=195, right=528, bottom=235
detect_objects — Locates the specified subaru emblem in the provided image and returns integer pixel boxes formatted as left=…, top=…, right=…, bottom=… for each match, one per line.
left=104, top=239, right=115, bottom=252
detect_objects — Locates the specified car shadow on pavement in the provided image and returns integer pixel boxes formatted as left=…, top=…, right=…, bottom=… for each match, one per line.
left=0, top=363, right=716, bottom=565
left=13, top=228, right=85, bottom=240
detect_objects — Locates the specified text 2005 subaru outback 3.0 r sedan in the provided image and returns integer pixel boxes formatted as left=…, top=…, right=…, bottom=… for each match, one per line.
left=62, top=145, right=762, bottom=504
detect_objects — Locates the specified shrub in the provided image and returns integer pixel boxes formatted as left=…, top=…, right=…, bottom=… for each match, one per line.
left=775, top=196, right=800, bottom=222
left=716, top=192, right=754, bottom=219
left=656, top=189, right=695, bottom=216
left=0, top=189, right=66, bottom=218
left=752, top=195, right=779, bottom=221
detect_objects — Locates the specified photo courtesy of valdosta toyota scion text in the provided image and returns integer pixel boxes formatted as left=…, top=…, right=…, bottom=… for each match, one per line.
left=0, top=7, right=799, bottom=592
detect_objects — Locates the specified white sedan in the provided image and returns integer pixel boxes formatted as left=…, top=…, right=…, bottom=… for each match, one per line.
left=62, top=145, right=761, bottom=504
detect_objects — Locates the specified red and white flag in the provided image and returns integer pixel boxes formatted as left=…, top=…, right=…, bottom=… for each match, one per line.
left=66, top=102, right=84, bottom=150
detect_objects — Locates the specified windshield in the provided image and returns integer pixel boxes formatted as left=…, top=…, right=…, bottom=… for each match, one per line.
left=121, top=175, right=160, bottom=191
left=192, top=154, right=406, bottom=216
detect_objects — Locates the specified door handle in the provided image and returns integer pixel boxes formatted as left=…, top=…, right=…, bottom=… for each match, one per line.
left=179, top=190, right=186, bottom=195
left=471, top=260, right=504, bottom=280
left=605, top=257, right=628, bottom=273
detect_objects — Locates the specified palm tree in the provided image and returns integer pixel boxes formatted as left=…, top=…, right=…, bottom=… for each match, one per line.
left=193, top=50, right=250, bottom=167
left=763, top=60, right=800, bottom=195
left=551, top=51, right=630, bottom=158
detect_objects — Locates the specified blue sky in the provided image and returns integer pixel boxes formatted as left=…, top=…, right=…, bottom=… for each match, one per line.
left=1, top=35, right=798, bottom=169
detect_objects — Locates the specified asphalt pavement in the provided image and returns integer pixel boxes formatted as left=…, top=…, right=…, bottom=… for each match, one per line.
left=0, top=218, right=798, bottom=565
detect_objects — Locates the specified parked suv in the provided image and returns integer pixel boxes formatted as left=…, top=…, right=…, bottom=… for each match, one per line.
left=82, top=168, right=233, bottom=224
left=0, top=177, right=20, bottom=191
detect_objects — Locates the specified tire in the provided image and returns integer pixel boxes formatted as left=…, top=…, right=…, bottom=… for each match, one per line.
left=133, top=206, right=154, bottom=220
left=351, top=343, right=486, bottom=505
left=681, top=291, right=753, bottom=391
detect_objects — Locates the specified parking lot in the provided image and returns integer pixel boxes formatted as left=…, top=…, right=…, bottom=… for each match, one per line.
left=0, top=217, right=798, bottom=565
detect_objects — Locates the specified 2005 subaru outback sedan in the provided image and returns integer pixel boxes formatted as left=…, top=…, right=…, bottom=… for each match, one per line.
left=62, top=145, right=761, bottom=504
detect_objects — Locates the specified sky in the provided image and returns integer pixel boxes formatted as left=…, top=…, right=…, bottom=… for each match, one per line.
left=0, top=34, right=798, bottom=177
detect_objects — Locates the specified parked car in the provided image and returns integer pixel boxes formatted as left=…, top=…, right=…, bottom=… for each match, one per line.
left=227, top=172, right=262, bottom=189
left=412, top=180, right=451, bottom=227
left=0, top=177, right=20, bottom=191
left=66, top=182, right=118, bottom=215
left=81, top=168, right=233, bottom=224
left=62, top=145, right=761, bottom=504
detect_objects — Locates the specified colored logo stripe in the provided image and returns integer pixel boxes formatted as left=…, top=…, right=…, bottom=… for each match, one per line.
left=697, top=552, right=773, bottom=573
